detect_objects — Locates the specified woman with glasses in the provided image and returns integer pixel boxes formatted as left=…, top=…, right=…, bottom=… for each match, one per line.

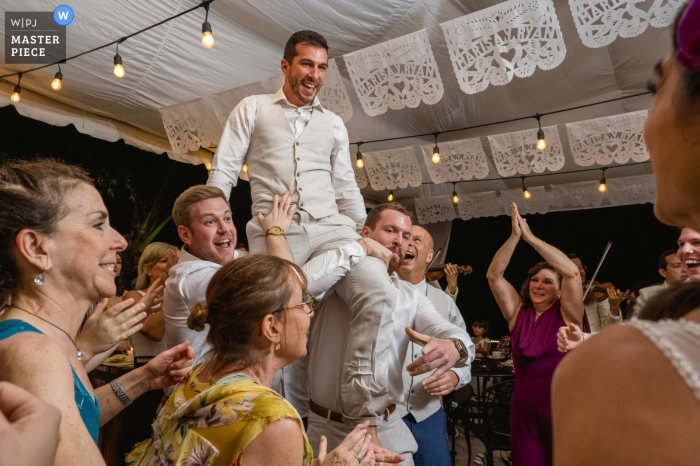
left=127, top=255, right=403, bottom=466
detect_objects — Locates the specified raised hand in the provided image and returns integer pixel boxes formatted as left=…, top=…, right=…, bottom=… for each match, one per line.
left=445, top=263, right=459, bottom=295
left=405, top=328, right=461, bottom=383
left=143, top=340, right=195, bottom=390
left=557, top=323, right=583, bottom=353
left=359, top=237, right=392, bottom=269
left=77, top=298, right=147, bottom=362
left=258, top=191, right=297, bottom=233
left=510, top=203, right=522, bottom=240
left=137, top=278, right=165, bottom=315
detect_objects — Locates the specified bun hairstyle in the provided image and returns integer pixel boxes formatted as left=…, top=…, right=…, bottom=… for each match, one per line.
left=519, top=261, right=563, bottom=309
left=187, top=254, right=307, bottom=374
left=0, top=159, right=93, bottom=305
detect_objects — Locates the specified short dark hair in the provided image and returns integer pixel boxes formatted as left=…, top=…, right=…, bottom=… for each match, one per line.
left=519, top=262, right=563, bottom=309
left=283, top=30, right=329, bottom=64
left=566, top=253, right=580, bottom=260
left=659, top=249, right=678, bottom=270
left=364, top=203, right=413, bottom=230
left=471, top=318, right=490, bottom=338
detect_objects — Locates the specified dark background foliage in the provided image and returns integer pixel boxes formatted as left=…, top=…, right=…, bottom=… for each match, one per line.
left=1, top=105, right=680, bottom=337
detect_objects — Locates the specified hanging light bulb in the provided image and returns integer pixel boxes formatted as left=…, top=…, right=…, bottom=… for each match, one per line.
left=452, top=191, right=459, bottom=204
left=356, top=143, right=364, bottom=168
left=388, top=190, right=394, bottom=202
left=535, top=113, right=546, bottom=151
left=51, top=64, right=63, bottom=90
left=243, top=163, right=248, bottom=172
left=10, top=73, right=21, bottom=103
left=522, top=177, right=531, bottom=199
left=432, top=133, right=440, bottom=163
left=114, top=53, right=124, bottom=77
left=201, top=3, right=214, bottom=48
left=598, top=169, right=607, bottom=192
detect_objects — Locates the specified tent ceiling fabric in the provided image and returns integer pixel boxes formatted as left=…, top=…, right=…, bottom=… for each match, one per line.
left=0, top=0, right=671, bottom=215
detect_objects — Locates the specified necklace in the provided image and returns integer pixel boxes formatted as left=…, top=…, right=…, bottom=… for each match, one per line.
left=11, top=306, right=85, bottom=360
left=246, top=367, right=263, bottom=385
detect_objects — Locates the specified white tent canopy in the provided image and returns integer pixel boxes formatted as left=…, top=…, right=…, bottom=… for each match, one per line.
left=1, top=0, right=670, bottom=215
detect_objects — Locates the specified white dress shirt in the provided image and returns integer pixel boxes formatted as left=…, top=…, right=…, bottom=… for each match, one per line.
left=427, top=280, right=458, bottom=303
left=207, top=87, right=366, bottom=232
left=634, top=281, right=670, bottom=318
left=308, top=272, right=473, bottom=424
left=163, top=241, right=367, bottom=365
left=399, top=279, right=472, bottom=422
left=584, top=298, right=623, bottom=333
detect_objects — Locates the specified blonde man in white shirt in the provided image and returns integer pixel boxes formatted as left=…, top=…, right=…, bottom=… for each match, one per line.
left=307, top=204, right=474, bottom=464
left=396, top=225, right=470, bottom=466
left=164, top=185, right=388, bottom=419
left=207, top=31, right=398, bottom=436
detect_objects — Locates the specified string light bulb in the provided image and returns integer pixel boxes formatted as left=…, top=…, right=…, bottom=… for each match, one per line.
left=522, top=177, right=531, bottom=199
left=51, top=64, right=63, bottom=90
left=599, top=169, right=607, bottom=192
left=10, top=73, right=21, bottom=103
left=388, top=190, right=394, bottom=202
left=452, top=184, right=459, bottom=204
left=201, top=3, right=214, bottom=48
left=432, top=133, right=440, bottom=163
left=113, top=39, right=125, bottom=77
left=356, top=143, right=364, bottom=168
left=535, top=113, right=546, bottom=151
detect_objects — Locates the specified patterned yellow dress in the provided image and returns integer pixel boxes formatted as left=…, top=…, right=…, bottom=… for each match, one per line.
left=126, top=364, right=313, bottom=466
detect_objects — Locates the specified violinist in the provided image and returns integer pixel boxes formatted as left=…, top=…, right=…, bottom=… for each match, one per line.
left=567, top=254, right=624, bottom=332
left=396, top=225, right=470, bottom=466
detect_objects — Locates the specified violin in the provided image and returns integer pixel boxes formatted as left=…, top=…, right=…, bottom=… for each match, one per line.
left=425, top=264, right=473, bottom=282
left=584, top=281, right=633, bottom=303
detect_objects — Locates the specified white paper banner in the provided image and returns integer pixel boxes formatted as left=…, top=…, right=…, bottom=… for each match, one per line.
left=420, top=138, right=490, bottom=183
left=442, top=0, right=567, bottom=95
left=160, top=98, right=222, bottom=154
left=566, top=110, right=649, bottom=166
left=415, top=196, right=457, bottom=224
left=607, top=174, right=657, bottom=206
left=569, top=0, right=685, bottom=48
left=364, top=147, right=423, bottom=190
left=344, top=29, right=444, bottom=117
left=500, top=186, right=549, bottom=215
left=317, top=58, right=353, bottom=123
left=550, top=181, right=604, bottom=207
left=457, top=191, right=502, bottom=220
left=488, top=125, right=564, bottom=176
left=209, top=82, right=266, bottom=127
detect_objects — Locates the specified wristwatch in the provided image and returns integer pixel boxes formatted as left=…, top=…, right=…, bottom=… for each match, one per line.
left=266, top=226, right=285, bottom=236
left=447, top=338, right=469, bottom=364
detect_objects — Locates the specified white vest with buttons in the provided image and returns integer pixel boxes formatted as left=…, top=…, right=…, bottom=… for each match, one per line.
left=401, top=282, right=451, bottom=422
left=246, top=94, right=339, bottom=220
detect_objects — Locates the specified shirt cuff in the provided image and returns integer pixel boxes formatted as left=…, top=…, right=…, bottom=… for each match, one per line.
left=309, top=241, right=366, bottom=281
left=446, top=286, right=458, bottom=302
left=451, top=366, right=471, bottom=390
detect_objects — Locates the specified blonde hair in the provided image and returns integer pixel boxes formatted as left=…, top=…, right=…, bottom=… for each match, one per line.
left=172, top=185, right=229, bottom=229
left=134, top=242, right=178, bottom=290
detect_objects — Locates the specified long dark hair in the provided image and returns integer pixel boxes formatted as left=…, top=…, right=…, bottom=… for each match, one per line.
left=471, top=318, right=490, bottom=338
left=519, top=262, right=562, bottom=309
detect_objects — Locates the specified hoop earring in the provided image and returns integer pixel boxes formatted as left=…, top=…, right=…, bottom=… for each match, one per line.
left=275, top=344, right=280, bottom=351
left=34, top=268, right=47, bottom=286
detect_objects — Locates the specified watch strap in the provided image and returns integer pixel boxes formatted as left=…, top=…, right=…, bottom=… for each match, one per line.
left=448, top=338, right=468, bottom=364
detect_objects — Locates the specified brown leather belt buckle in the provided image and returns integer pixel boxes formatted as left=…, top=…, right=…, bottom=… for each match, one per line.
left=310, top=400, right=343, bottom=423
left=383, top=403, right=396, bottom=421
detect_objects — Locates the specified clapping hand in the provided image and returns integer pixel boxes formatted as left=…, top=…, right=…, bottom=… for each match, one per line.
left=143, top=340, right=195, bottom=391
left=557, top=323, right=583, bottom=353
left=136, top=278, right=165, bottom=316
left=258, top=191, right=297, bottom=232
left=510, top=203, right=522, bottom=240
left=405, top=328, right=461, bottom=383
left=423, top=370, right=459, bottom=396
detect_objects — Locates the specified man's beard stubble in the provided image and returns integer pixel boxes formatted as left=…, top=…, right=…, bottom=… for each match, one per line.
left=387, top=246, right=405, bottom=275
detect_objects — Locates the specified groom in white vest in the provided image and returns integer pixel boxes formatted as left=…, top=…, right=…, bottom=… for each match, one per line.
left=207, top=31, right=395, bottom=441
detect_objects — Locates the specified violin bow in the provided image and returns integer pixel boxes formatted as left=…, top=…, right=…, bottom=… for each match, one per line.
left=424, top=248, right=443, bottom=275
left=583, top=241, right=613, bottom=302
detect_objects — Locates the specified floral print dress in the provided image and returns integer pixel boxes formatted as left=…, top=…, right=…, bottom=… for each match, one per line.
left=126, top=364, right=313, bottom=466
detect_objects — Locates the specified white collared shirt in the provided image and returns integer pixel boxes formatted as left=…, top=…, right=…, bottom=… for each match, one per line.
left=207, top=87, right=366, bottom=232
left=163, top=242, right=366, bottom=365
left=308, top=273, right=473, bottom=424
left=584, top=297, right=623, bottom=333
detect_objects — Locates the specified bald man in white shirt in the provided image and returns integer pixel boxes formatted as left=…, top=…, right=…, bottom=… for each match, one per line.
left=207, top=31, right=397, bottom=434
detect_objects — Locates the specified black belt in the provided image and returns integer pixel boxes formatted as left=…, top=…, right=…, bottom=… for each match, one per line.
left=310, top=400, right=396, bottom=422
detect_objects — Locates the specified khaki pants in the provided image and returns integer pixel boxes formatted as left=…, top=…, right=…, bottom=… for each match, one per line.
left=307, top=409, right=417, bottom=466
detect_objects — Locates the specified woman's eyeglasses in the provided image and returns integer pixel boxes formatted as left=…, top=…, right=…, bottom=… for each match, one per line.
left=274, top=293, right=316, bottom=316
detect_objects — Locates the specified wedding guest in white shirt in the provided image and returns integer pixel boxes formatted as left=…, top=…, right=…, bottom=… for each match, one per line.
left=164, top=185, right=388, bottom=418
left=568, top=254, right=623, bottom=332
left=396, top=225, right=471, bottom=466
left=206, top=31, right=398, bottom=436
left=633, top=250, right=688, bottom=317
left=307, top=204, right=474, bottom=465
left=677, top=227, right=700, bottom=281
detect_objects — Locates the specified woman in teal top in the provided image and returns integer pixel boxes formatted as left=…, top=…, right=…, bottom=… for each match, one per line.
left=0, top=160, right=194, bottom=465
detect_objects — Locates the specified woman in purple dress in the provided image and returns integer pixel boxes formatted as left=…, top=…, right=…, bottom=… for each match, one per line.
left=486, top=203, right=585, bottom=466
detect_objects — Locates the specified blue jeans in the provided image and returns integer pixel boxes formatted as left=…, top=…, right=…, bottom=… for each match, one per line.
left=402, top=408, right=452, bottom=466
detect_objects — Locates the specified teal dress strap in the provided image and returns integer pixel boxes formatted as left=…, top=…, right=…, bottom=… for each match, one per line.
left=0, top=319, right=100, bottom=442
